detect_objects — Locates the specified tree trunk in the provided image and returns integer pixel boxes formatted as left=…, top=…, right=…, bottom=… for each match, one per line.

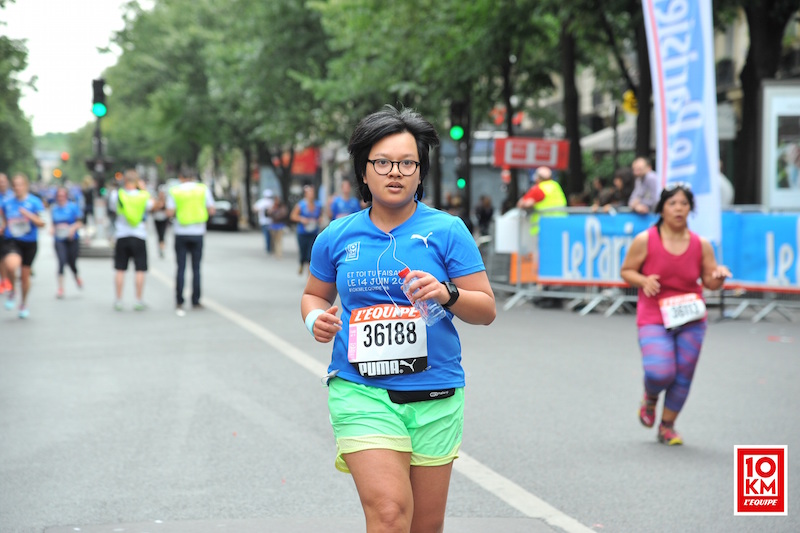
left=735, top=4, right=790, bottom=204
left=561, top=20, right=584, bottom=197
left=243, top=145, right=254, bottom=228
left=501, top=52, right=520, bottom=210
left=256, top=140, right=294, bottom=208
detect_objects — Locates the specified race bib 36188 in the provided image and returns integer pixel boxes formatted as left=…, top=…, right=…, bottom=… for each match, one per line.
left=348, top=304, right=428, bottom=378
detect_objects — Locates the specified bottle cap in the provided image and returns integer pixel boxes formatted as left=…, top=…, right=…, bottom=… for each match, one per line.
left=398, top=267, right=410, bottom=278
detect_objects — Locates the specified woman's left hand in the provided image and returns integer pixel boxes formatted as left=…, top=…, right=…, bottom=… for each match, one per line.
left=402, top=270, right=447, bottom=305
left=712, top=265, right=732, bottom=279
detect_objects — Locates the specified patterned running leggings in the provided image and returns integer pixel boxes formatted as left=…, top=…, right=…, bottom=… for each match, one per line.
left=638, top=321, right=707, bottom=413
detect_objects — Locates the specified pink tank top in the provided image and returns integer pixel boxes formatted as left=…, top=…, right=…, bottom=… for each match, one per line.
left=636, top=226, right=704, bottom=326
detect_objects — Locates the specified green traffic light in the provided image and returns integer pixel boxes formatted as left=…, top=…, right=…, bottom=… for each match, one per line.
left=92, top=102, right=108, bottom=118
left=449, top=125, right=465, bottom=141
left=456, top=177, right=466, bottom=189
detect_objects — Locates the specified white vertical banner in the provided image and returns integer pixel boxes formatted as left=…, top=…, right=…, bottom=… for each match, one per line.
left=642, top=0, right=721, bottom=243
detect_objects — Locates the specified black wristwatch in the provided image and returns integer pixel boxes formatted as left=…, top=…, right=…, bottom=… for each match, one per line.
left=441, top=281, right=459, bottom=309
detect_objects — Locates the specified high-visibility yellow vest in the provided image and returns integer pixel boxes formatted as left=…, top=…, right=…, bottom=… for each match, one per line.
left=118, top=189, right=150, bottom=227
left=529, top=179, right=567, bottom=235
left=171, top=183, right=209, bottom=225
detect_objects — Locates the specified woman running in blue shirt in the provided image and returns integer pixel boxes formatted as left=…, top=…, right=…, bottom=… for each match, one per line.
left=49, top=186, right=84, bottom=298
left=301, top=106, right=496, bottom=533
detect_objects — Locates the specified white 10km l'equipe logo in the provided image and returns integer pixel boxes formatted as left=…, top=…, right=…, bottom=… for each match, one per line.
left=734, top=445, right=787, bottom=516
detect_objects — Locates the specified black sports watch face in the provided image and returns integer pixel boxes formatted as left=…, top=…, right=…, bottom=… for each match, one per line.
left=442, top=281, right=459, bottom=308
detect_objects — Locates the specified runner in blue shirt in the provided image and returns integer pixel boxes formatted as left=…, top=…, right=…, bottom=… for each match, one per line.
left=290, top=184, right=322, bottom=275
left=300, top=106, right=496, bottom=532
left=327, top=179, right=363, bottom=220
left=0, top=174, right=46, bottom=318
left=49, top=186, right=84, bottom=299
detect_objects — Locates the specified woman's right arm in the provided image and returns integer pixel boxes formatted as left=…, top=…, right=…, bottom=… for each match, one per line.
left=620, top=231, right=660, bottom=297
left=301, top=275, right=342, bottom=343
left=290, top=202, right=302, bottom=223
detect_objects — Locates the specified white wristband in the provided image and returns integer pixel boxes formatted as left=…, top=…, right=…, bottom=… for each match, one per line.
left=304, top=309, right=325, bottom=337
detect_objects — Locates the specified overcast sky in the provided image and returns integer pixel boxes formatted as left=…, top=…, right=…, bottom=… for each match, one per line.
left=3, top=0, right=132, bottom=136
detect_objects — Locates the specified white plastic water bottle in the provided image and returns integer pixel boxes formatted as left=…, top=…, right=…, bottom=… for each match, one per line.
left=398, top=267, right=446, bottom=326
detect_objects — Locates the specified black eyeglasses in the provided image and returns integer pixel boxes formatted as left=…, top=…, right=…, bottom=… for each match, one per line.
left=366, top=159, right=420, bottom=176
left=664, top=181, right=691, bottom=191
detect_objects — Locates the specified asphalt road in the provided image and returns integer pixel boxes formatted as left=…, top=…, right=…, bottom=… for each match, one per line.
left=1, top=224, right=798, bottom=533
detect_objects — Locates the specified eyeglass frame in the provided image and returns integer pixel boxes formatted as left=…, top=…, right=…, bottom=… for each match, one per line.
left=366, top=159, right=421, bottom=176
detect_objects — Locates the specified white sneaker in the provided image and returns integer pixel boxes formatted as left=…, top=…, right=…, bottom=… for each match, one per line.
left=175, top=306, right=186, bottom=317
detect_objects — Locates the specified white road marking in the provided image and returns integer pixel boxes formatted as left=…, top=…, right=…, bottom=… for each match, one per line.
left=150, top=268, right=593, bottom=533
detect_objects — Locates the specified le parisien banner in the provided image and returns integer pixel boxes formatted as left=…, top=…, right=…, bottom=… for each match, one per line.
left=642, top=0, right=721, bottom=243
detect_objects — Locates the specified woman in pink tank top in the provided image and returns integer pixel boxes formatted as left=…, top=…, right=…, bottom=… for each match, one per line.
left=621, top=184, right=731, bottom=446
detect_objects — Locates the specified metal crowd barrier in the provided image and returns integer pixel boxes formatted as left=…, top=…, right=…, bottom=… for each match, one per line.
left=481, top=205, right=800, bottom=323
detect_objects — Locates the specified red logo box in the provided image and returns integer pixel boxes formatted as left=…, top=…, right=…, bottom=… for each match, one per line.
left=734, top=446, right=788, bottom=515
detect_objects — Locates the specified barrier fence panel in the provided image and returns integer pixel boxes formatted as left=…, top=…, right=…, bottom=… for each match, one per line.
left=486, top=207, right=800, bottom=322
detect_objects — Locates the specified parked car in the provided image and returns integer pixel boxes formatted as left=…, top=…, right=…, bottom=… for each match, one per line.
left=206, top=200, right=239, bottom=231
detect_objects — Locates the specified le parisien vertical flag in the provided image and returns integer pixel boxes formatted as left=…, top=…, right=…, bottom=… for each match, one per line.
left=642, top=0, right=721, bottom=243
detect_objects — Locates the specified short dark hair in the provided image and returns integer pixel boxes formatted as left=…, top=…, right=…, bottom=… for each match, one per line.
left=179, top=166, right=197, bottom=180
left=348, top=104, right=440, bottom=203
left=655, top=185, right=694, bottom=226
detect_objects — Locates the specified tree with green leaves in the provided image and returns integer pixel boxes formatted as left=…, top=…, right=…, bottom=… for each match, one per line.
left=0, top=0, right=35, bottom=177
left=309, top=0, right=562, bottom=208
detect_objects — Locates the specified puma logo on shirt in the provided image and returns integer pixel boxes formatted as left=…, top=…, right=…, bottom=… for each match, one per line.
left=410, top=232, right=433, bottom=248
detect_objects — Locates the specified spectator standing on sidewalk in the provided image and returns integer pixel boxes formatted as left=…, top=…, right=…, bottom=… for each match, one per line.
left=166, top=168, right=215, bottom=316
left=290, top=183, right=322, bottom=275
left=49, top=186, right=84, bottom=299
left=0, top=173, right=46, bottom=318
left=516, top=166, right=567, bottom=308
left=267, top=195, right=289, bottom=258
left=253, top=189, right=275, bottom=254
left=516, top=166, right=567, bottom=238
left=109, top=170, right=154, bottom=311
left=628, top=157, right=661, bottom=214
left=81, top=175, right=96, bottom=227
left=152, top=184, right=170, bottom=258
left=474, top=194, right=494, bottom=237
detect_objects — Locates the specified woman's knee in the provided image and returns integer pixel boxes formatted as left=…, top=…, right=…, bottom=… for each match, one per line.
left=644, top=368, right=676, bottom=390
left=365, top=496, right=413, bottom=532
left=411, top=513, right=445, bottom=533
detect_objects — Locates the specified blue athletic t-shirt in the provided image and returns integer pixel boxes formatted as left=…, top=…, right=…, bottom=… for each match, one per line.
left=2, top=194, right=44, bottom=242
left=330, top=196, right=362, bottom=220
left=310, top=201, right=485, bottom=390
left=50, top=201, right=83, bottom=241
left=297, top=199, right=322, bottom=235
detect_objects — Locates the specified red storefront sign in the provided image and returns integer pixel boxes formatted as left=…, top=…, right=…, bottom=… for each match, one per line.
left=493, top=137, right=570, bottom=170
left=275, top=147, right=320, bottom=175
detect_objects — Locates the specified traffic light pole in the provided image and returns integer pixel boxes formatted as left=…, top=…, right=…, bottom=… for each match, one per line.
left=450, top=98, right=472, bottom=213
left=92, top=117, right=106, bottom=192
